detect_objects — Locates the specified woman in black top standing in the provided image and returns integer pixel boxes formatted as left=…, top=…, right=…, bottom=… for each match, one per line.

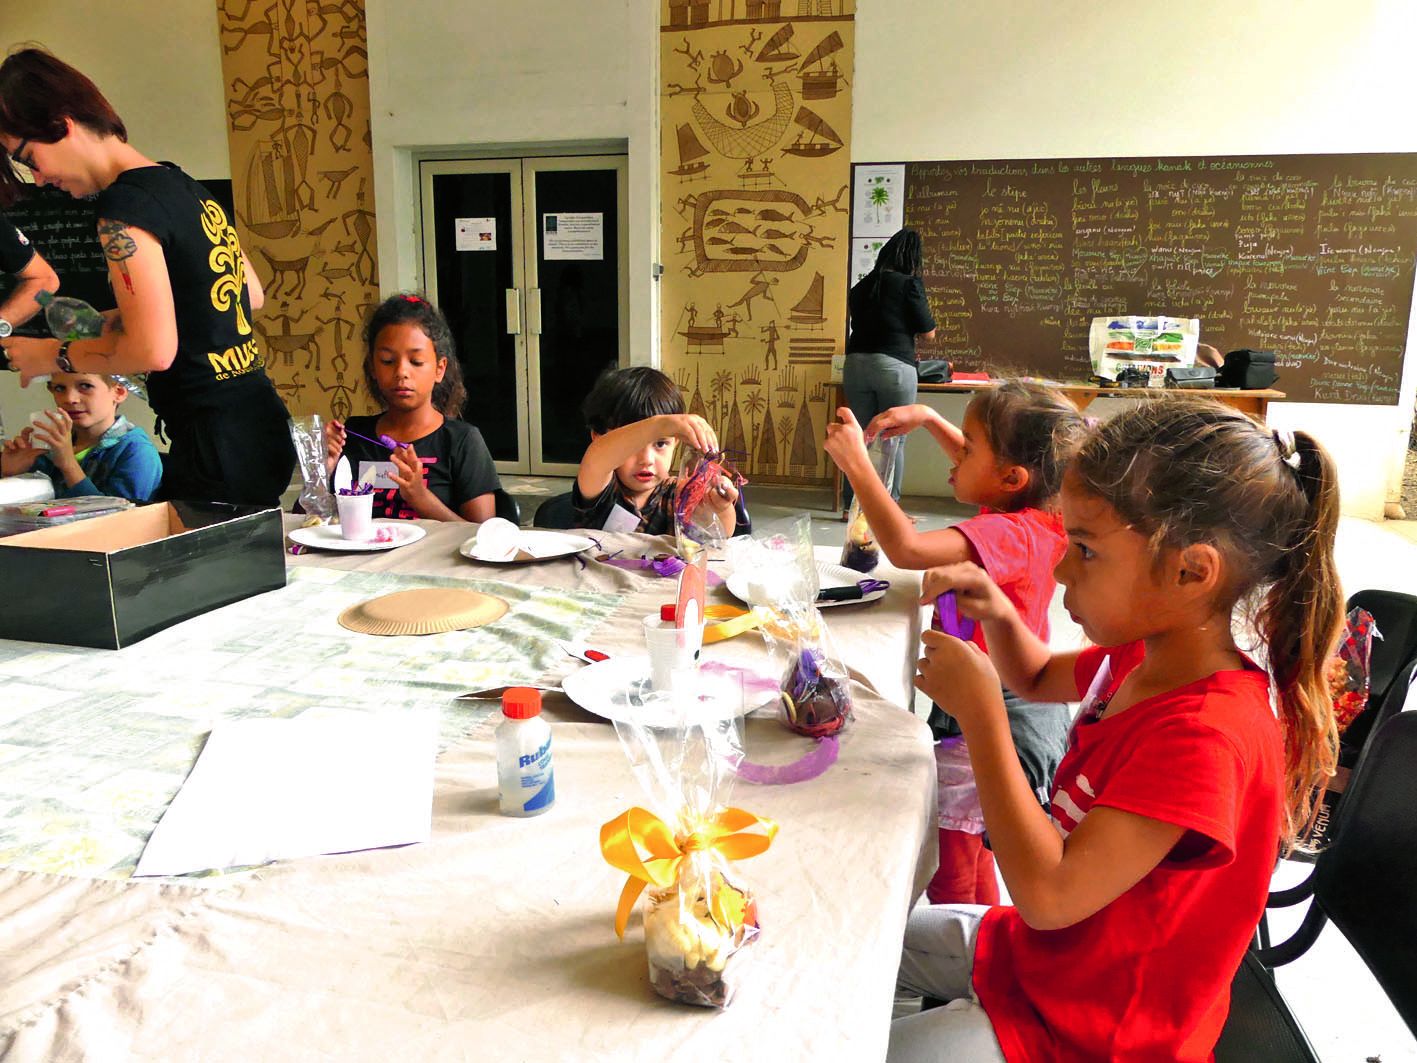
left=842, top=228, right=936, bottom=512
left=0, top=48, right=295, bottom=507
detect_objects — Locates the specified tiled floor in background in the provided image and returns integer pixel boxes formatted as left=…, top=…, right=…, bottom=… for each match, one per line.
left=508, top=474, right=1417, bottom=1062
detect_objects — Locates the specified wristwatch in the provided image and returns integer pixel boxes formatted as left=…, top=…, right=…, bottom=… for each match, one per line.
left=55, top=340, right=75, bottom=373
left=0, top=317, right=11, bottom=338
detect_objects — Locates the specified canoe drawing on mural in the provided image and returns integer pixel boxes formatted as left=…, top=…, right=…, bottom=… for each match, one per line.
left=780, top=106, right=843, bottom=158
left=798, top=31, right=846, bottom=100
left=757, top=23, right=800, bottom=62
left=668, top=124, right=712, bottom=182
left=787, top=271, right=826, bottom=330
left=244, top=139, right=301, bottom=238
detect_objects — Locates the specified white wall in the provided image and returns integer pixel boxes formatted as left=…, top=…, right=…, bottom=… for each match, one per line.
left=854, top=0, right=1417, bottom=518
left=365, top=0, right=660, bottom=363
left=0, top=2, right=229, bottom=441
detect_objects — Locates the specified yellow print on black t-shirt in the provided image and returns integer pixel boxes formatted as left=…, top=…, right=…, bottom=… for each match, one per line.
left=200, top=198, right=253, bottom=338
left=209, top=337, right=260, bottom=380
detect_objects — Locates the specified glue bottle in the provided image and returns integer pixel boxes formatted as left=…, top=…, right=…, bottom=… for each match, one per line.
left=497, top=687, right=555, bottom=817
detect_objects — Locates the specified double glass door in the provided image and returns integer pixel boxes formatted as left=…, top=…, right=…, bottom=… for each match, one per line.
left=420, top=155, right=627, bottom=475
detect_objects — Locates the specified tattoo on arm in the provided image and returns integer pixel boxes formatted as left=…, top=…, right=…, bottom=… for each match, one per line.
left=97, top=219, right=138, bottom=295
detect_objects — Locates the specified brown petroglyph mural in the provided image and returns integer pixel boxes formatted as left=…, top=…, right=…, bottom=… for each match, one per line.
left=661, top=0, right=854, bottom=484
left=216, top=0, right=380, bottom=421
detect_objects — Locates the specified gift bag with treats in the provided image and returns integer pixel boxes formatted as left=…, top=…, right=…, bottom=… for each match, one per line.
left=599, top=703, right=777, bottom=1007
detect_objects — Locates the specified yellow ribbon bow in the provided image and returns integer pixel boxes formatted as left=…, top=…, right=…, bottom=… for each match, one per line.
left=599, top=806, right=778, bottom=938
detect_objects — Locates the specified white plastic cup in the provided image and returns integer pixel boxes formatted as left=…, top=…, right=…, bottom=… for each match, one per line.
left=28, top=410, right=55, bottom=451
left=336, top=492, right=375, bottom=540
left=642, top=615, right=699, bottom=691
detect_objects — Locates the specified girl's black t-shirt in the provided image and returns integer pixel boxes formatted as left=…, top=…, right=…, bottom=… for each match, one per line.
left=341, top=415, right=500, bottom=520
left=94, top=163, right=269, bottom=418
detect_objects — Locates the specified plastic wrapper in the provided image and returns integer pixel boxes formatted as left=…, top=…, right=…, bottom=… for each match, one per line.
left=1326, top=607, right=1380, bottom=734
left=289, top=414, right=335, bottom=522
left=722, top=514, right=817, bottom=607
left=839, top=435, right=902, bottom=573
left=672, top=447, right=747, bottom=562
left=600, top=699, right=776, bottom=1008
left=740, top=517, right=853, bottom=738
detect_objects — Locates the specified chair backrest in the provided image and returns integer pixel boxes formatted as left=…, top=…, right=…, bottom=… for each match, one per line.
left=1314, top=710, right=1417, bottom=1037
left=494, top=488, right=521, bottom=526
left=533, top=492, right=577, bottom=530
left=1342, top=590, right=1417, bottom=760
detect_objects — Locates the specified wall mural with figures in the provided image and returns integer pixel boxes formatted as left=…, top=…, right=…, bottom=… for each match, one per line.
left=660, top=0, right=854, bottom=485
left=216, top=0, right=381, bottom=422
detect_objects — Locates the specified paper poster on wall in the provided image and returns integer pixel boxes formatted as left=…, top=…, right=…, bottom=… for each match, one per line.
left=853, top=164, right=906, bottom=239
left=543, top=212, right=603, bottom=260
left=455, top=217, right=496, bottom=251
left=851, top=238, right=887, bottom=286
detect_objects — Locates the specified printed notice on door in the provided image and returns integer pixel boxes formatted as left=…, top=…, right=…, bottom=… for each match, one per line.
left=456, top=217, right=496, bottom=251
left=543, top=212, right=603, bottom=260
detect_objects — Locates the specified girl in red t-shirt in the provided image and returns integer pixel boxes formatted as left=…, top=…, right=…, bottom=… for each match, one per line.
left=825, top=380, right=1087, bottom=906
left=893, top=400, right=1342, bottom=1062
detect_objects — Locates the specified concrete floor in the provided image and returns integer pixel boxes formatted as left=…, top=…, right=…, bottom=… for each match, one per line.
left=506, top=473, right=1417, bottom=1061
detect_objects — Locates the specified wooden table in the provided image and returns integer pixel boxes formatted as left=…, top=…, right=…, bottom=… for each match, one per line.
left=829, top=381, right=1286, bottom=511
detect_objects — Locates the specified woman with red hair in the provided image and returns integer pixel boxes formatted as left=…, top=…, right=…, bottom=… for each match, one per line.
left=0, top=48, right=295, bottom=506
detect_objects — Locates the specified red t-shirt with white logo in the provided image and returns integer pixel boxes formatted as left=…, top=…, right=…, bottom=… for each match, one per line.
left=955, top=507, right=1067, bottom=647
left=972, top=641, right=1284, bottom=1061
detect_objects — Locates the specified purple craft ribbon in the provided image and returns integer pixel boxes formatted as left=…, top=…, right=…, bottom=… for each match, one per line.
left=343, top=427, right=402, bottom=450
left=734, top=736, right=839, bottom=785
left=937, top=591, right=977, bottom=641
left=857, top=578, right=890, bottom=595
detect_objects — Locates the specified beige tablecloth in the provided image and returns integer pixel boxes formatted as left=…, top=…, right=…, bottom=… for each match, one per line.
left=1, top=519, right=936, bottom=1062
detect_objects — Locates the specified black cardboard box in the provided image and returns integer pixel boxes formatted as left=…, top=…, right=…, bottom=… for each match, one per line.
left=0, top=501, right=286, bottom=649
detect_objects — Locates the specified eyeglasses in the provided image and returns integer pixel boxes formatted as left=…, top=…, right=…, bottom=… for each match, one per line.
left=10, top=138, right=33, bottom=170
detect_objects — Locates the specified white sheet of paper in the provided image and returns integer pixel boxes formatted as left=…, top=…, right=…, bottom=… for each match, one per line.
left=456, top=216, right=496, bottom=251
left=602, top=503, right=641, bottom=534
left=357, top=459, right=400, bottom=489
left=133, top=710, right=436, bottom=877
left=543, top=212, right=603, bottom=260
left=852, top=164, right=906, bottom=239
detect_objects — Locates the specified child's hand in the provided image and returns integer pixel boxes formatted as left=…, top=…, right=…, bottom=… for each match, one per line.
left=29, top=409, right=77, bottom=468
left=921, top=562, right=1014, bottom=623
left=1, top=428, right=42, bottom=476
left=865, top=404, right=933, bottom=443
left=823, top=407, right=870, bottom=471
left=659, top=414, right=718, bottom=455
left=706, top=473, right=739, bottom=515
left=388, top=443, right=431, bottom=503
left=915, top=628, right=1005, bottom=727
left=323, top=419, right=346, bottom=475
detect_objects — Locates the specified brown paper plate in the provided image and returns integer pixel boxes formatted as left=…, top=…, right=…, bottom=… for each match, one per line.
left=338, top=588, right=509, bottom=636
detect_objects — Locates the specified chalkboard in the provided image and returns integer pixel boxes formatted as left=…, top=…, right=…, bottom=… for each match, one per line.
left=856, top=154, right=1417, bottom=405
left=0, top=179, right=234, bottom=330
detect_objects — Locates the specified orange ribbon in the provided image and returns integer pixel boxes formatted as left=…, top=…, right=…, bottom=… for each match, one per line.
left=599, top=806, right=778, bottom=938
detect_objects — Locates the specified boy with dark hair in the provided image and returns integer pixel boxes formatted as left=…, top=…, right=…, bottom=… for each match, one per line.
left=574, top=365, right=746, bottom=535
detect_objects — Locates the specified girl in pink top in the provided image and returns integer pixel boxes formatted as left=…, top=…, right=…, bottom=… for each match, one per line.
left=825, top=380, right=1087, bottom=906
left=893, top=400, right=1342, bottom=1062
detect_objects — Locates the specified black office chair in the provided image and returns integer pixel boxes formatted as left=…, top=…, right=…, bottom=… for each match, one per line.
left=533, top=491, right=577, bottom=530
left=493, top=488, right=521, bottom=526
left=1216, top=709, right=1417, bottom=1059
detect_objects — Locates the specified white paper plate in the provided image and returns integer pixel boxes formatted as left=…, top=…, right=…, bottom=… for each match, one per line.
left=561, top=656, right=779, bottom=727
left=458, top=528, right=597, bottom=564
left=288, top=520, right=427, bottom=553
left=725, top=560, right=888, bottom=609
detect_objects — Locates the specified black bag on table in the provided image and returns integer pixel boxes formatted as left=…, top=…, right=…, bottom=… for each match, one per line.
left=917, top=358, right=953, bottom=383
left=1217, top=348, right=1278, bottom=389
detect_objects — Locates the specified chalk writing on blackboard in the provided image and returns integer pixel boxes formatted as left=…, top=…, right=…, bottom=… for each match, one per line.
left=870, top=154, right=1417, bottom=405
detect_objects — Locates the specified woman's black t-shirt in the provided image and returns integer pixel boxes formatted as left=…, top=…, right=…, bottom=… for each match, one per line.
left=341, top=415, right=500, bottom=520
left=93, top=163, right=270, bottom=419
left=844, top=270, right=936, bottom=366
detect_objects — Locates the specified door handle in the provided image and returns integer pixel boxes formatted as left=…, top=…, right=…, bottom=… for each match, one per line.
left=505, top=289, right=521, bottom=335
left=527, top=288, right=542, bottom=336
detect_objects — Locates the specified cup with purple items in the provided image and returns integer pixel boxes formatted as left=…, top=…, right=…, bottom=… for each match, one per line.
left=780, top=645, right=852, bottom=738
left=335, top=482, right=375, bottom=540
left=936, top=590, right=977, bottom=642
